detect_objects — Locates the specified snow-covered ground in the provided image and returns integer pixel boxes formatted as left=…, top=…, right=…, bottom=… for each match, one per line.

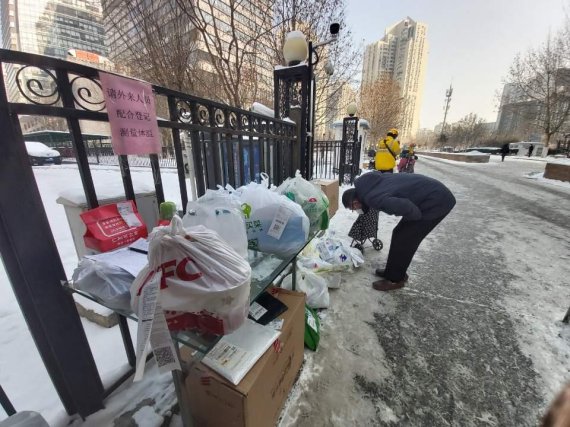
left=2, top=158, right=570, bottom=425
left=0, top=165, right=187, bottom=425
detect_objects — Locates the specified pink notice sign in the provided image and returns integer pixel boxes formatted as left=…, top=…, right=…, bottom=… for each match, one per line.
left=99, top=72, right=161, bottom=155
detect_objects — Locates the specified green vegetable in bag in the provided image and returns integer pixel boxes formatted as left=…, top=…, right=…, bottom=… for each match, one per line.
left=304, top=305, right=321, bottom=351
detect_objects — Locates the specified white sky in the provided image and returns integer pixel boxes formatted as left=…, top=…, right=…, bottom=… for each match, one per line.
left=345, top=0, right=568, bottom=130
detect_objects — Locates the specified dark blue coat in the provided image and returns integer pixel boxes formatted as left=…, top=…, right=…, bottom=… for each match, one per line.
left=354, top=172, right=456, bottom=221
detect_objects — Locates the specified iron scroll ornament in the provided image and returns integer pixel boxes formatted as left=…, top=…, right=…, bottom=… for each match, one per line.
left=176, top=99, right=193, bottom=123
left=15, top=65, right=60, bottom=105
left=69, top=75, right=106, bottom=112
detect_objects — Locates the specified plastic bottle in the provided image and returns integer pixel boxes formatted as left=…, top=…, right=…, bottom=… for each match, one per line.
left=157, top=201, right=177, bottom=226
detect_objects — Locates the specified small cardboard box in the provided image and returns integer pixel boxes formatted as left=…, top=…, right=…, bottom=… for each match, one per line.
left=182, top=289, right=305, bottom=427
left=313, top=179, right=339, bottom=218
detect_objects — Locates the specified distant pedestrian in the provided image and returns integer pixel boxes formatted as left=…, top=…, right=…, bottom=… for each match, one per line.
left=528, top=144, right=534, bottom=157
left=500, top=143, right=510, bottom=162
left=342, top=172, right=456, bottom=291
left=375, top=128, right=401, bottom=173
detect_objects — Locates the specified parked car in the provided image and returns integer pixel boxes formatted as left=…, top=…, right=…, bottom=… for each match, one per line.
left=25, top=141, right=62, bottom=165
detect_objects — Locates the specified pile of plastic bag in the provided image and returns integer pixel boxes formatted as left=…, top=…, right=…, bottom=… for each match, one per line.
left=280, top=232, right=365, bottom=309
left=182, top=180, right=311, bottom=259
left=277, top=171, right=329, bottom=231
left=298, top=232, right=364, bottom=275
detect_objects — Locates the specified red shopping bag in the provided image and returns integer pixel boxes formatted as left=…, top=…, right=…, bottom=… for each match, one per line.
left=80, top=201, right=148, bottom=252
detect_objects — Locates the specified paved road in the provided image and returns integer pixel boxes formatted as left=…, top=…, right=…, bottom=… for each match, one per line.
left=281, top=156, right=570, bottom=427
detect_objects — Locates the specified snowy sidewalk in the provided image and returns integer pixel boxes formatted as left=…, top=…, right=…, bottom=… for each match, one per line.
left=279, top=156, right=570, bottom=426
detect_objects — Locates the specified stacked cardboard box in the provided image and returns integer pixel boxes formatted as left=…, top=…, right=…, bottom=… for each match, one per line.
left=182, top=289, right=305, bottom=427
left=312, top=179, right=339, bottom=218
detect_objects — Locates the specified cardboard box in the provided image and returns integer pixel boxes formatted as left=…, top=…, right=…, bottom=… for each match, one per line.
left=313, top=179, right=339, bottom=218
left=182, top=289, right=305, bottom=427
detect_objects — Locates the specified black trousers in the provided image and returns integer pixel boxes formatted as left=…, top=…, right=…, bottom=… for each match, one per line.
left=383, top=214, right=449, bottom=282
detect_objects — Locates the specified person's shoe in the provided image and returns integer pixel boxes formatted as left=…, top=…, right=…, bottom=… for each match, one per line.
left=372, top=278, right=407, bottom=291
left=375, top=269, right=408, bottom=281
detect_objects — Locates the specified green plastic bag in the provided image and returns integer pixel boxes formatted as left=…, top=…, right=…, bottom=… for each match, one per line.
left=277, top=171, right=330, bottom=231
left=304, top=305, right=321, bottom=351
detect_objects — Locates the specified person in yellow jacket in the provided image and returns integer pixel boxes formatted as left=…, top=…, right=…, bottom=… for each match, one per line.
left=375, top=128, right=401, bottom=172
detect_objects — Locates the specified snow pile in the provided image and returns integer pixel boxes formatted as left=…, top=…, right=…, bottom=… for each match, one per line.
left=464, top=150, right=489, bottom=156
left=524, top=171, right=570, bottom=189
left=250, top=102, right=295, bottom=124
left=251, top=102, right=275, bottom=118
left=547, top=157, right=570, bottom=165
left=274, top=61, right=308, bottom=70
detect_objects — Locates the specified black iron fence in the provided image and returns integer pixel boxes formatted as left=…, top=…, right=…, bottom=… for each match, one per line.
left=76, top=143, right=178, bottom=168
left=313, top=137, right=362, bottom=184
left=0, top=49, right=297, bottom=418
left=313, top=140, right=342, bottom=179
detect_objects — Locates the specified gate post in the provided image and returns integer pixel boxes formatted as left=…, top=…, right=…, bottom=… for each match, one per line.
left=340, top=116, right=359, bottom=185
left=0, top=65, right=104, bottom=417
left=274, top=64, right=312, bottom=179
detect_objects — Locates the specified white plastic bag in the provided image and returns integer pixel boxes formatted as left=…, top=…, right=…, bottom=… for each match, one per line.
left=299, top=236, right=357, bottom=272
left=282, top=264, right=330, bottom=309
left=72, top=258, right=133, bottom=312
left=277, top=170, right=329, bottom=230
left=131, top=217, right=252, bottom=335
left=236, top=182, right=309, bottom=258
left=183, top=189, right=248, bottom=259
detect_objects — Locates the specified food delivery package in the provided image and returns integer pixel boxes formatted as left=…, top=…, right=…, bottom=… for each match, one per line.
left=130, top=217, right=252, bottom=380
left=80, top=200, right=148, bottom=252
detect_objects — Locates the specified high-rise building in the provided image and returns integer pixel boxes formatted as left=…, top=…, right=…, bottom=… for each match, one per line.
left=2, top=0, right=106, bottom=59
left=1, top=0, right=108, bottom=101
left=361, top=17, right=428, bottom=139
left=315, top=81, right=358, bottom=139
left=101, top=0, right=275, bottom=105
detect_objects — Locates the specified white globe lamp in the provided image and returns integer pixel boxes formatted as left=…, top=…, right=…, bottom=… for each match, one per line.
left=283, top=31, right=309, bottom=66
left=346, top=102, right=357, bottom=117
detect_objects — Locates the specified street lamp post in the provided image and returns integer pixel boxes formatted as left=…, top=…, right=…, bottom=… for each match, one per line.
left=274, top=24, right=340, bottom=179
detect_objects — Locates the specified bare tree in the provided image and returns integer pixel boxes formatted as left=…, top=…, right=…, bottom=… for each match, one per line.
left=270, top=0, right=361, bottom=129
left=505, top=32, right=570, bottom=147
left=103, top=0, right=199, bottom=93
left=172, top=0, right=277, bottom=108
left=448, top=113, right=486, bottom=149
left=358, top=78, right=403, bottom=145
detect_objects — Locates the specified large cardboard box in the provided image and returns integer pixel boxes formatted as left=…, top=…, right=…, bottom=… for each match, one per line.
left=182, top=289, right=305, bottom=427
left=313, top=179, right=339, bottom=218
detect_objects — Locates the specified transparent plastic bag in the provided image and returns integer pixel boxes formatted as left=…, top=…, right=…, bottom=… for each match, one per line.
left=72, top=258, right=133, bottom=312
left=281, top=264, right=330, bottom=309
left=183, top=188, right=248, bottom=259
left=277, top=170, right=329, bottom=230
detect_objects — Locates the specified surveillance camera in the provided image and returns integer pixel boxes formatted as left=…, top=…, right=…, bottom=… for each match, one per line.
left=330, top=23, right=340, bottom=35
left=324, top=60, right=334, bottom=76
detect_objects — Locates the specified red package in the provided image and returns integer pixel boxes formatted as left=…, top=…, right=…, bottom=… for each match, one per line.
left=80, top=201, right=148, bottom=253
